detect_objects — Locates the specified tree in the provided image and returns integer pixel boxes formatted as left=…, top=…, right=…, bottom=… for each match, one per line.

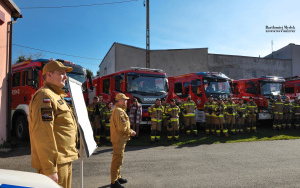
left=86, top=69, right=94, bottom=77
left=96, top=70, right=100, bottom=76
left=14, top=50, right=44, bottom=64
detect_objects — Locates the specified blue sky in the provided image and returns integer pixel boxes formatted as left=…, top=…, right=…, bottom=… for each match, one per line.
left=13, top=0, right=300, bottom=75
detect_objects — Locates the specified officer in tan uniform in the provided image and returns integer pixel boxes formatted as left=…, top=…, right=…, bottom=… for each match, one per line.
left=110, top=93, right=136, bottom=188
left=29, top=61, right=79, bottom=188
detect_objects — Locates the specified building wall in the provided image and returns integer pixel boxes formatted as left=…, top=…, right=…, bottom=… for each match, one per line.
left=150, top=48, right=208, bottom=76
left=208, top=54, right=292, bottom=79
left=0, top=1, right=11, bottom=144
left=265, top=43, right=300, bottom=76
left=99, top=44, right=116, bottom=76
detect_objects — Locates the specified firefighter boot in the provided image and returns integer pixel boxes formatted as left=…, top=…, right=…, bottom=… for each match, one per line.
left=155, top=131, right=161, bottom=141
left=186, top=126, right=191, bottom=136
left=252, top=124, right=258, bottom=133
left=167, top=131, right=173, bottom=141
left=150, top=130, right=156, bottom=143
left=192, top=124, right=198, bottom=137
left=216, top=124, right=221, bottom=137
left=174, top=130, right=179, bottom=141
left=288, top=124, right=292, bottom=130
left=205, top=123, right=210, bottom=135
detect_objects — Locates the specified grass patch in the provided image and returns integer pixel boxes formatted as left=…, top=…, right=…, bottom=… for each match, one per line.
left=98, top=126, right=300, bottom=147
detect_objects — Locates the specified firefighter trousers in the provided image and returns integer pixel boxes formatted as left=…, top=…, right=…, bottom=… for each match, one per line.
left=293, top=115, right=300, bottom=129
left=184, top=116, right=197, bottom=135
left=167, top=118, right=179, bottom=140
left=213, top=115, right=227, bottom=136
left=283, top=113, right=292, bottom=129
left=93, top=115, right=101, bottom=143
left=225, top=114, right=236, bottom=133
left=111, top=141, right=126, bottom=184
left=205, top=114, right=213, bottom=134
left=247, top=114, right=257, bottom=132
left=273, top=113, right=283, bottom=129
left=151, top=120, right=162, bottom=141
left=236, top=116, right=245, bottom=133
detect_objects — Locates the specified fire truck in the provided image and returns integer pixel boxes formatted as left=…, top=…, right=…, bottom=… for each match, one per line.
left=231, top=76, right=285, bottom=120
left=284, top=76, right=300, bottom=101
left=89, top=67, right=169, bottom=124
left=167, top=72, right=232, bottom=123
left=11, top=59, right=87, bottom=140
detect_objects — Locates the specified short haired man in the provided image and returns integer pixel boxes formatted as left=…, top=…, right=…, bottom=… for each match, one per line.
left=110, top=93, right=136, bottom=188
left=29, top=60, right=79, bottom=188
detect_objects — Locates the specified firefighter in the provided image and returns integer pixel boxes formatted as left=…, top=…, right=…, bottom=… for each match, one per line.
left=272, top=95, right=284, bottom=130
left=283, top=96, right=293, bottom=130
left=213, top=96, right=228, bottom=137
left=98, top=95, right=107, bottom=127
left=204, top=95, right=214, bottom=135
left=236, top=98, right=247, bottom=134
left=175, top=98, right=184, bottom=132
left=165, top=99, right=180, bottom=141
left=103, top=102, right=113, bottom=141
left=161, top=98, right=170, bottom=134
left=292, top=97, right=299, bottom=127
left=246, top=97, right=258, bottom=133
left=293, top=99, right=300, bottom=129
left=148, top=99, right=164, bottom=142
left=224, top=96, right=237, bottom=134
left=182, top=94, right=198, bottom=136
left=87, top=96, right=102, bottom=144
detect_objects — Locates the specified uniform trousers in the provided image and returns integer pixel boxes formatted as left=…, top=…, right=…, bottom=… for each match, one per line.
left=111, top=141, right=126, bottom=184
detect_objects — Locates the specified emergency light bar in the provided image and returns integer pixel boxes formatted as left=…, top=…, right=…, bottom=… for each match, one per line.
left=130, top=67, right=165, bottom=73
left=261, top=76, right=285, bottom=81
left=196, top=71, right=229, bottom=79
left=284, top=76, right=300, bottom=81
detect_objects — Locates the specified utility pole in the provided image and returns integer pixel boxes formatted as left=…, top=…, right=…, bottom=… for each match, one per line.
left=271, top=40, right=273, bottom=58
left=145, top=0, right=150, bottom=68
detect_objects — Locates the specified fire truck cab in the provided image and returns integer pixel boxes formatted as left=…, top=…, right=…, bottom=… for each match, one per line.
left=11, top=59, right=87, bottom=140
left=284, top=76, right=300, bottom=101
left=231, top=76, right=285, bottom=120
left=167, top=72, right=232, bottom=123
left=90, top=67, right=168, bottom=125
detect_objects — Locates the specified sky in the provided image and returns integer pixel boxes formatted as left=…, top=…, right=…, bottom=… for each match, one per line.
left=12, top=0, right=300, bottom=76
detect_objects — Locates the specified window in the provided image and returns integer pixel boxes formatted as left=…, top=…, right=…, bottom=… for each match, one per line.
left=191, top=79, right=202, bottom=96
left=183, top=82, right=189, bottom=97
left=114, top=74, right=124, bottom=92
left=104, top=67, right=107, bottom=75
left=12, top=72, right=21, bottom=87
left=296, top=84, right=300, bottom=93
left=285, top=87, right=294, bottom=94
left=232, top=83, right=239, bottom=94
left=174, top=82, right=183, bottom=98
left=103, top=78, right=110, bottom=94
left=22, top=71, right=28, bottom=86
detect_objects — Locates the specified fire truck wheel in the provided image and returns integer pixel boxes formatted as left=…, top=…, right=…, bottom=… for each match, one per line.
left=15, top=116, right=29, bottom=141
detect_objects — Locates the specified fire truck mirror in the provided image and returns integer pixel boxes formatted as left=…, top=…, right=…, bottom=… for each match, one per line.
left=87, top=75, right=94, bottom=91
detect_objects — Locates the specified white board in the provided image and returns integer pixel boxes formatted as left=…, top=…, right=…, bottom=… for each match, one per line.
left=68, top=77, right=97, bottom=157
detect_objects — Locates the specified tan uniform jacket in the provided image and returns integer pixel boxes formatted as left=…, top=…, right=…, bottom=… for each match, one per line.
left=110, top=104, right=134, bottom=143
left=272, top=99, right=284, bottom=114
left=29, top=82, right=79, bottom=176
left=204, top=101, right=214, bottom=115
left=224, top=101, right=237, bottom=115
left=236, top=103, right=247, bottom=118
left=246, top=101, right=258, bottom=114
left=182, top=100, right=196, bottom=117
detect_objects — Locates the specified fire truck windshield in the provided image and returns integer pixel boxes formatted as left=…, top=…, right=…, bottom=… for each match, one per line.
left=128, top=74, right=168, bottom=95
left=67, top=72, right=86, bottom=83
left=203, top=79, right=231, bottom=95
left=260, top=82, right=284, bottom=96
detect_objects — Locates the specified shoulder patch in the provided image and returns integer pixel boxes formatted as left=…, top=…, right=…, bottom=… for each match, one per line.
left=58, top=99, right=64, bottom=105
left=41, top=107, right=53, bottom=121
left=120, top=111, right=124, bottom=116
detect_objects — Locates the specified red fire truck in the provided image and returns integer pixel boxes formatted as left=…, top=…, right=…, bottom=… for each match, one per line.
left=11, top=59, right=87, bottom=140
left=89, top=67, right=169, bottom=125
left=231, top=76, right=285, bottom=120
left=284, top=76, right=300, bottom=101
left=167, top=72, right=232, bottom=123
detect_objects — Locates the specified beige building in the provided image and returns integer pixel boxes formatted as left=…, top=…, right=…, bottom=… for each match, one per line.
left=0, top=0, right=21, bottom=145
left=99, top=43, right=292, bottom=79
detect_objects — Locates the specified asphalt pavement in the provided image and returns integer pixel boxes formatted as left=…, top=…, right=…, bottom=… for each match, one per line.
left=1, top=139, right=300, bottom=188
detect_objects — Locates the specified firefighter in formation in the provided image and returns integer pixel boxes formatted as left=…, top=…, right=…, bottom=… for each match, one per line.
left=182, top=94, right=198, bottom=136
left=165, top=99, right=180, bottom=141
left=87, top=95, right=112, bottom=144
left=148, top=99, right=164, bottom=142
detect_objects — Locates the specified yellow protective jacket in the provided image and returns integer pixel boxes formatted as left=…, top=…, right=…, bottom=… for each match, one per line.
left=236, top=103, right=247, bottom=118
left=182, top=99, right=196, bottom=117
left=203, top=100, right=214, bottom=115
left=162, top=103, right=170, bottom=119
left=165, top=105, right=180, bottom=119
left=272, top=99, right=284, bottom=114
left=246, top=101, right=258, bottom=114
left=110, top=104, right=134, bottom=143
left=29, top=82, right=79, bottom=175
left=213, top=102, right=226, bottom=117
left=283, top=101, right=293, bottom=114
left=224, top=101, right=237, bottom=116
left=148, top=104, right=164, bottom=121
